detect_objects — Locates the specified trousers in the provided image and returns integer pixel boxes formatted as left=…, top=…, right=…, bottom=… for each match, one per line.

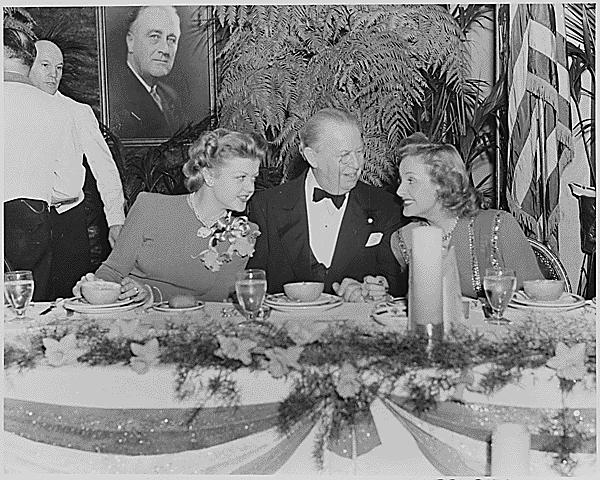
left=48, top=202, right=91, bottom=300
left=3, top=199, right=53, bottom=301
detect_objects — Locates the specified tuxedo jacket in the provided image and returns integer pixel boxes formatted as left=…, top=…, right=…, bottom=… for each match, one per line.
left=109, top=65, right=181, bottom=139
left=246, top=173, right=408, bottom=296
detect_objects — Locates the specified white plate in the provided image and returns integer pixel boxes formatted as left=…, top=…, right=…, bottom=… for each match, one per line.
left=371, top=298, right=407, bottom=327
left=152, top=301, right=205, bottom=313
left=266, top=295, right=343, bottom=313
left=509, top=292, right=585, bottom=311
left=64, top=296, right=135, bottom=311
left=264, top=293, right=334, bottom=308
left=64, top=299, right=145, bottom=314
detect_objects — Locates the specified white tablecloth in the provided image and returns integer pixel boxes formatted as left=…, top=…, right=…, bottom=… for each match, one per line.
left=4, top=299, right=597, bottom=476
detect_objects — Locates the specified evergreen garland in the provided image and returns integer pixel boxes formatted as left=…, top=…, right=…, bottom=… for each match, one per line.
left=5, top=310, right=596, bottom=472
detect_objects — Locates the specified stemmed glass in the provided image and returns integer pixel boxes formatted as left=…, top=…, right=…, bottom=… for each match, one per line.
left=235, top=269, right=267, bottom=322
left=4, top=270, right=35, bottom=322
left=483, top=268, right=517, bottom=325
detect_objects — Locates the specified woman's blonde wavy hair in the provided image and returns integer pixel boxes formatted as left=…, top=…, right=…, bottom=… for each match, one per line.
left=183, top=129, right=268, bottom=192
left=399, top=143, right=485, bottom=218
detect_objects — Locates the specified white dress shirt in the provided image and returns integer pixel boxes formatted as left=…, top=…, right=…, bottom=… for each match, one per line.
left=54, top=92, right=126, bottom=227
left=4, top=74, right=82, bottom=206
left=305, top=169, right=348, bottom=268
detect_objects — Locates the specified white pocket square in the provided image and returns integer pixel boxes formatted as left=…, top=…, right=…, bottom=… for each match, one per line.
left=365, top=232, right=383, bottom=247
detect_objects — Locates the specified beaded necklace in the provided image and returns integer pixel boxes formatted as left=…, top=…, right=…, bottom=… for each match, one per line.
left=187, top=193, right=228, bottom=238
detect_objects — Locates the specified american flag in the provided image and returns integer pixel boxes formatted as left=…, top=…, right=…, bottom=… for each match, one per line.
left=506, top=3, right=574, bottom=253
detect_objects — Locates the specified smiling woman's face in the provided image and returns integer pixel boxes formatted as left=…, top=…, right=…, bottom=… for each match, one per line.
left=207, top=157, right=261, bottom=212
left=396, top=155, right=442, bottom=220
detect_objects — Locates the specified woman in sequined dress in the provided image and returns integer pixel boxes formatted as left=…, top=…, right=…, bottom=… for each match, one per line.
left=391, top=143, right=543, bottom=299
left=72, top=129, right=267, bottom=303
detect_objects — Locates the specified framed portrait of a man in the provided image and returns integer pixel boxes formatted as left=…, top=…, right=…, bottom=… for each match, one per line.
left=98, top=5, right=215, bottom=145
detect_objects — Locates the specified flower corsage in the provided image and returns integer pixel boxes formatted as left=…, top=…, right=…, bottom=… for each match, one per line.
left=194, top=214, right=261, bottom=272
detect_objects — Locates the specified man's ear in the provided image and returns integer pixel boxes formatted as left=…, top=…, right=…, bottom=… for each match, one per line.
left=302, top=146, right=318, bottom=168
left=126, top=31, right=134, bottom=54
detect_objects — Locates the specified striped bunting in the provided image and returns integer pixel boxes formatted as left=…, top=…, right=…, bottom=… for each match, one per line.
left=507, top=3, right=574, bottom=253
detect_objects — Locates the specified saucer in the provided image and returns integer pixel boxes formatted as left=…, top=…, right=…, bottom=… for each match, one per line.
left=153, top=301, right=205, bottom=313
left=64, top=297, right=143, bottom=314
left=509, top=292, right=585, bottom=311
left=265, top=294, right=343, bottom=313
left=64, top=296, right=135, bottom=310
left=265, top=293, right=337, bottom=308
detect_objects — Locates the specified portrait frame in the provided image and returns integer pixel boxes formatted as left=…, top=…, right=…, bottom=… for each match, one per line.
left=97, top=5, right=216, bottom=146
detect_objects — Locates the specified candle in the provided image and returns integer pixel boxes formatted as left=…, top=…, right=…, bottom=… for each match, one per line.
left=491, top=423, right=531, bottom=476
left=408, top=226, right=443, bottom=335
left=442, top=245, right=465, bottom=334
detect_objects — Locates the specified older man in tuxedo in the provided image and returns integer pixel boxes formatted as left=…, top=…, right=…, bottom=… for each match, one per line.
left=247, top=108, right=408, bottom=301
left=109, top=5, right=182, bottom=139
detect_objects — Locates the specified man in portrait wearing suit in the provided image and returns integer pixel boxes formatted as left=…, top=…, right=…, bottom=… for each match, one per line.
left=109, top=5, right=182, bottom=139
left=247, top=108, right=408, bottom=300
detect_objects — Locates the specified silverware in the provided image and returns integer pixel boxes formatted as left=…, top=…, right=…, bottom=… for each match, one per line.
left=40, top=298, right=64, bottom=315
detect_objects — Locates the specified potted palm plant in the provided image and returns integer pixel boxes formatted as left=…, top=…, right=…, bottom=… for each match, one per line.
left=210, top=4, right=498, bottom=194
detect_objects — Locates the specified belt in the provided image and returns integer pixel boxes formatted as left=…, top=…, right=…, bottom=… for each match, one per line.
left=52, top=197, right=79, bottom=207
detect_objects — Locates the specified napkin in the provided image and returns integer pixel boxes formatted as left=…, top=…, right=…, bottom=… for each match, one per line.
left=442, top=245, right=465, bottom=333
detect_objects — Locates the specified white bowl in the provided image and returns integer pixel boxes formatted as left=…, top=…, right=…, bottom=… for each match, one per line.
left=284, top=282, right=324, bottom=302
left=523, top=279, right=564, bottom=302
left=81, top=281, right=121, bottom=305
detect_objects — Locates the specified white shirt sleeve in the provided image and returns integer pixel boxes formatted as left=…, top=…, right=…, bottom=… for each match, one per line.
left=76, top=101, right=126, bottom=227
left=52, top=107, right=85, bottom=202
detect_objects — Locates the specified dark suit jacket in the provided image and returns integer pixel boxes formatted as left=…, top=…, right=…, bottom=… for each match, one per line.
left=246, top=173, right=409, bottom=296
left=109, top=64, right=181, bottom=139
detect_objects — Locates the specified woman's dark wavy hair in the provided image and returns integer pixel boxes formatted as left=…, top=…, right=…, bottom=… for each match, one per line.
left=183, top=129, right=268, bottom=192
left=400, top=143, right=485, bottom=218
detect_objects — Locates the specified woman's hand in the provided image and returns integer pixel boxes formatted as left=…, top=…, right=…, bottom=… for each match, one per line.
left=72, top=272, right=98, bottom=298
left=119, top=277, right=150, bottom=303
left=333, top=278, right=365, bottom=303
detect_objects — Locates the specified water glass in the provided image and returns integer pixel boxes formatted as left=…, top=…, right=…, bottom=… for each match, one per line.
left=235, top=269, right=267, bottom=321
left=4, top=270, right=35, bottom=322
left=483, top=268, right=517, bottom=325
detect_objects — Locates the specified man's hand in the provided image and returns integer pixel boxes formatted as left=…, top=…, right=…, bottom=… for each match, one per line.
left=108, top=224, right=123, bottom=248
left=332, top=278, right=365, bottom=303
left=361, top=275, right=390, bottom=302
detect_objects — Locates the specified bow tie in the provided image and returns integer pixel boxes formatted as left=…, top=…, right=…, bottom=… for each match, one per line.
left=313, top=188, right=346, bottom=209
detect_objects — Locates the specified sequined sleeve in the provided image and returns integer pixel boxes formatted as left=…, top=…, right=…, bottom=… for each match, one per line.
left=390, top=228, right=410, bottom=269
left=489, top=210, right=502, bottom=271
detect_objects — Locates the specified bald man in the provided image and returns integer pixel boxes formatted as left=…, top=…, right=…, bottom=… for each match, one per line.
left=29, top=39, right=126, bottom=299
left=109, top=5, right=182, bottom=138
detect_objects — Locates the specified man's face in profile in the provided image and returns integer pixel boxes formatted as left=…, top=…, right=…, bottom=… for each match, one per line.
left=127, top=6, right=181, bottom=85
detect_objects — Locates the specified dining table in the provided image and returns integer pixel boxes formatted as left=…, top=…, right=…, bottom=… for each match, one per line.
left=3, top=293, right=597, bottom=476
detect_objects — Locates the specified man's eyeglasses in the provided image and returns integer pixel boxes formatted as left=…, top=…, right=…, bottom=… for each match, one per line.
left=338, top=149, right=365, bottom=166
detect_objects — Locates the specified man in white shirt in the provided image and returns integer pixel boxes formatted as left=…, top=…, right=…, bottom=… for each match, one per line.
left=29, top=39, right=126, bottom=299
left=247, top=108, right=408, bottom=300
left=3, top=8, right=82, bottom=300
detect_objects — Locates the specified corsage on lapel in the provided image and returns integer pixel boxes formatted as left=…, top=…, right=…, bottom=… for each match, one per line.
left=193, top=215, right=260, bottom=272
